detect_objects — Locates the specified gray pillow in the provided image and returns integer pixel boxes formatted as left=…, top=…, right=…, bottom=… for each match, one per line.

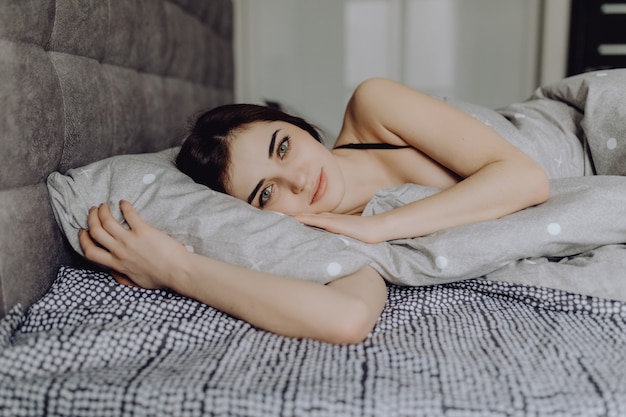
left=47, top=146, right=626, bottom=302
left=47, top=148, right=374, bottom=284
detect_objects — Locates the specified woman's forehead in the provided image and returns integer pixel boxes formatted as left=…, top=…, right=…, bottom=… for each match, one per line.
left=231, top=122, right=277, bottom=150
left=227, top=126, right=275, bottom=196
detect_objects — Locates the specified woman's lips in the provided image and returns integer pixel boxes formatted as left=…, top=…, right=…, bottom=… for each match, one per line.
left=311, top=170, right=327, bottom=205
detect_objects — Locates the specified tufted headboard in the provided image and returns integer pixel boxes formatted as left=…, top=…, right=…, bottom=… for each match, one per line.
left=0, top=0, right=234, bottom=318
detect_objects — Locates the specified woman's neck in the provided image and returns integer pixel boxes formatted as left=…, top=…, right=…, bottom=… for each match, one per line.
left=332, top=151, right=393, bottom=215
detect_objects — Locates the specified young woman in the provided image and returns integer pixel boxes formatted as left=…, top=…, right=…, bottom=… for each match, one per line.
left=79, top=78, right=550, bottom=344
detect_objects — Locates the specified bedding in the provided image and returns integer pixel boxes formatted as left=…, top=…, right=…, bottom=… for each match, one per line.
left=0, top=267, right=626, bottom=417
left=4, top=1, right=626, bottom=415
left=48, top=69, right=626, bottom=301
left=2, top=266, right=625, bottom=416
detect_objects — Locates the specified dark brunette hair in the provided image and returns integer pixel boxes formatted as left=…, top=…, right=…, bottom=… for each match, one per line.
left=175, top=104, right=323, bottom=194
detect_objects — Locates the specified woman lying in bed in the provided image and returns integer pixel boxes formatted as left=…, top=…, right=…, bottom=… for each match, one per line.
left=79, top=78, right=550, bottom=344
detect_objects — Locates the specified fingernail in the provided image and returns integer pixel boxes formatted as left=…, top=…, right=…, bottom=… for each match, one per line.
left=89, top=206, right=96, bottom=212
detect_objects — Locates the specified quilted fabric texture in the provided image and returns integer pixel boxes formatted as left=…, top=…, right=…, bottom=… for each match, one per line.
left=0, top=0, right=234, bottom=317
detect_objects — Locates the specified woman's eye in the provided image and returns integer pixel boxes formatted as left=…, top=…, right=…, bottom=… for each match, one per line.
left=259, top=185, right=273, bottom=207
left=277, top=137, right=290, bottom=158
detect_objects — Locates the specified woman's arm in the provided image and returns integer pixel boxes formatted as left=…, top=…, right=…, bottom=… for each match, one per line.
left=79, top=201, right=387, bottom=344
left=297, top=78, right=550, bottom=242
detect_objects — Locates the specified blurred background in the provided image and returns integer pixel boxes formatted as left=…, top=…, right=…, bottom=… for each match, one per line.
left=233, top=0, right=626, bottom=138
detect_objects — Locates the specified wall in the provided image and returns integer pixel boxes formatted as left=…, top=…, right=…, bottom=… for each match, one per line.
left=540, top=0, right=571, bottom=84
left=235, top=0, right=345, bottom=137
left=235, top=0, right=571, bottom=140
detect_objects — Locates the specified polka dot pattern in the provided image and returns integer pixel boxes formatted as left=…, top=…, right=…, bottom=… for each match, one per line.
left=607, top=137, right=617, bottom=150
left=142, top=173, right=156, bottom=184
left=435, top=255, right=449, bottom=269
left=547, top=222, right=562, bottom=236
left=326, top=262, right=342, bottom=277
left=1, top=266, right=625, bottom=416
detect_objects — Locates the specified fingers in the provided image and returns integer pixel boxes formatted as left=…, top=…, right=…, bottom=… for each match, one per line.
left=111, top=271, right=140, bottom=287
left=291, top=213, right=316, bottom=223
left=97, top=203, right=129, bottom=236
left=118, top=200, right=143, bottom=230
left=292, top=213, right=380, bottom=243
left=292, top=213, right=331, bottom=228
left=79, top=201, right=160, bottom=286
left=85, top=204, right=121, bottom=251
left=80, top=202, right=132, bottom=266
left=78, top=227, right=118, bottom=269
left=79, top=231, right=139, bottom=287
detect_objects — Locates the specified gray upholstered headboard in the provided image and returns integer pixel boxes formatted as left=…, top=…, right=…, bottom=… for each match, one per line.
left=0, top=0, right=234, bottom=318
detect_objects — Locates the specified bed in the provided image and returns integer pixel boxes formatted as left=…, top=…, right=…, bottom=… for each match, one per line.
left=2, top=1, right=626, bottom=416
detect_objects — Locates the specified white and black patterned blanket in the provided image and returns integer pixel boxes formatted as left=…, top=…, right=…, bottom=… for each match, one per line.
left=1, top=266, right=625, bottom=416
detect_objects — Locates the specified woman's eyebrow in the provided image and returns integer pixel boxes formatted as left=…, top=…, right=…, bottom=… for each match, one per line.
left=268, top=129, right=279, bottom=158
left=248, top=129, right=280, bottom=204
left=247, top=180, right=264, bottom=204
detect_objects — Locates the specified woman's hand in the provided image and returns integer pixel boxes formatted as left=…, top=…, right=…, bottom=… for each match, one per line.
left=78, top=201, right=190, bottom=289
left=292, top=212, right=386, bottom=244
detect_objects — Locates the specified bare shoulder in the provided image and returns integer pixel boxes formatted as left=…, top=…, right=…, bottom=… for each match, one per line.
left=338, top=78, right=432, bottom=147
left=347, top=78, right=401, bottom=119
left=348, top=78, right=430, bottom=115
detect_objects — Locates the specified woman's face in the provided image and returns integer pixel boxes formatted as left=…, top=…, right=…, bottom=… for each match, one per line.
left=228, top=121, right=346, bottom=214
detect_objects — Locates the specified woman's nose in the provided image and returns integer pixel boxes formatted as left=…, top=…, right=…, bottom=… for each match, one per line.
left=288, top=171, right=307, bottom=194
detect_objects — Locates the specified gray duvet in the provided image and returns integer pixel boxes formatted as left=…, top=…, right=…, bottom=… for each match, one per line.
left=358, top=69, right=626, bottom=300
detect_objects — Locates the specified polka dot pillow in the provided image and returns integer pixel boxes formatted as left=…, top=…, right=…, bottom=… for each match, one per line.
left=47, top=148, right=375, bottom=284
left=48, top=146, right=626, bottom=294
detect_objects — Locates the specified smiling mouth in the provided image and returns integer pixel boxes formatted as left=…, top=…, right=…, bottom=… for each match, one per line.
left=311, top=169, right=327, bottom=205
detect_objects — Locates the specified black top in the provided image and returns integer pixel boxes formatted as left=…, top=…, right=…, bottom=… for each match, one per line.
left=333, top=143, right=411, bottom=150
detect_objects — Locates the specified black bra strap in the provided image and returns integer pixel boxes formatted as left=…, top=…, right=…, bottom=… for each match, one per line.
left=333, top=143, right=411, bottom=150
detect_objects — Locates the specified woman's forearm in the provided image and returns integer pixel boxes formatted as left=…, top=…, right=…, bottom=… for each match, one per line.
left=169, top=254, right=387, bottom=344
left=337, top=78, right=551, bottom=242
left=375, top=158, right=550, bottom=241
